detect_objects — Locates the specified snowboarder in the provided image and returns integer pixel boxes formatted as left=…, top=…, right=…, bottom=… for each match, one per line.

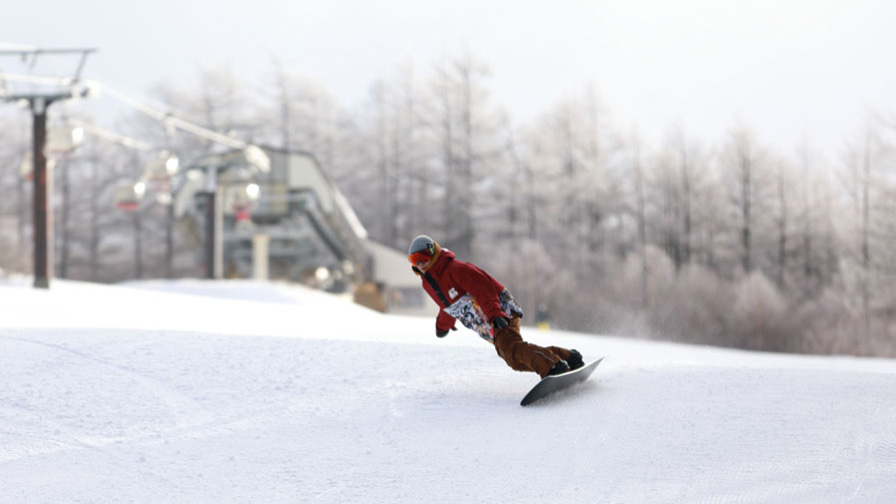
left=408, top=235, right=583, bottom=378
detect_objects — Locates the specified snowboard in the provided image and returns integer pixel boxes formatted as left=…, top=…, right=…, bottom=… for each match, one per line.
left=520, top=357, right=604, bottom=406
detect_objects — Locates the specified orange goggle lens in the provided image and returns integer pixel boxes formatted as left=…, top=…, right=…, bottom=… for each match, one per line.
left=409, top=251, right=431, bottom=265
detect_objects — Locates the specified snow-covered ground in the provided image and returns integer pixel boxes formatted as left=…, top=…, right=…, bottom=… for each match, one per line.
left=1, top=278, right=895, bottom=504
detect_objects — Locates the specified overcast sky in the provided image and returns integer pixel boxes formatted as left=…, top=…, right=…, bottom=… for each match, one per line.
left=3, top=0, right=896, bottom=159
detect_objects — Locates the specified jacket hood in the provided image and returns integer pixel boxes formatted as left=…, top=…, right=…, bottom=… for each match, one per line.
left=428, top=248, right=455, bottom=275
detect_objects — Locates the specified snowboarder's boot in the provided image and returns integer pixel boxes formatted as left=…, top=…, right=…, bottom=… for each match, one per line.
left=546, top=359, right=570, bottom=377
left=567, top=349, right=584, bottom=370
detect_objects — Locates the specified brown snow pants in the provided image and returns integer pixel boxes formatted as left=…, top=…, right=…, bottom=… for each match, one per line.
left=492, top=316, right=571, bottom=378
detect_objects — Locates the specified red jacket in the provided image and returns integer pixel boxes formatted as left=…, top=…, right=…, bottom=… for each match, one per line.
left=414, top=249, right=509, bottom=335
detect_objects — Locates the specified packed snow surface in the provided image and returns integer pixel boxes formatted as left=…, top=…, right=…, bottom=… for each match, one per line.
left=2, top=278, right=895, bottom=503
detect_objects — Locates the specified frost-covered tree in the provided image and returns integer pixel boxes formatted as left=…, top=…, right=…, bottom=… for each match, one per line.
left=518, top=87, right=616, bottom=268
left=652, top=126, right=710, bottom=270
left=428, top=49, right=501, bottom=260
left=836, top=116, right=896, bottom=353
left=719, top=124, right=770, bottom=276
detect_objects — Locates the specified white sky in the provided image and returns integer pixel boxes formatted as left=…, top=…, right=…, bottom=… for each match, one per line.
left=3, top=0, right=896, bottom=158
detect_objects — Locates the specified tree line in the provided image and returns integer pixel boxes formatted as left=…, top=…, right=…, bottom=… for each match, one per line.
left=1, top=49, right=894, bottom=357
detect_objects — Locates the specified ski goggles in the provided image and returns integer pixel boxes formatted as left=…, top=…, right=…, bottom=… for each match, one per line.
left=408, top=251, right=432, bottom=266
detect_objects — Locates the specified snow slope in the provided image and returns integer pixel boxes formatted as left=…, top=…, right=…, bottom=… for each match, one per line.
left=1, top=278, right=895, bottom=504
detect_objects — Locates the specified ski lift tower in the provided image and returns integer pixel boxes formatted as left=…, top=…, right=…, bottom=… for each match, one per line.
left=0, top=45, right=97, bottom=288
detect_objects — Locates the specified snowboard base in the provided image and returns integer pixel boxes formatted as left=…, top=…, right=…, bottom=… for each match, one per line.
left=520, top=357, right=604, bottom=406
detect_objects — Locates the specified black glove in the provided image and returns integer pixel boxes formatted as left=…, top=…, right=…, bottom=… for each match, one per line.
left=436, top=326, right=457, bottom=338
left=491, top=316, right=509, bottom=330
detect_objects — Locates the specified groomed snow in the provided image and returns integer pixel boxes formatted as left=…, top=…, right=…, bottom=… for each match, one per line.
left=1, top=278, right=895, bottom=503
